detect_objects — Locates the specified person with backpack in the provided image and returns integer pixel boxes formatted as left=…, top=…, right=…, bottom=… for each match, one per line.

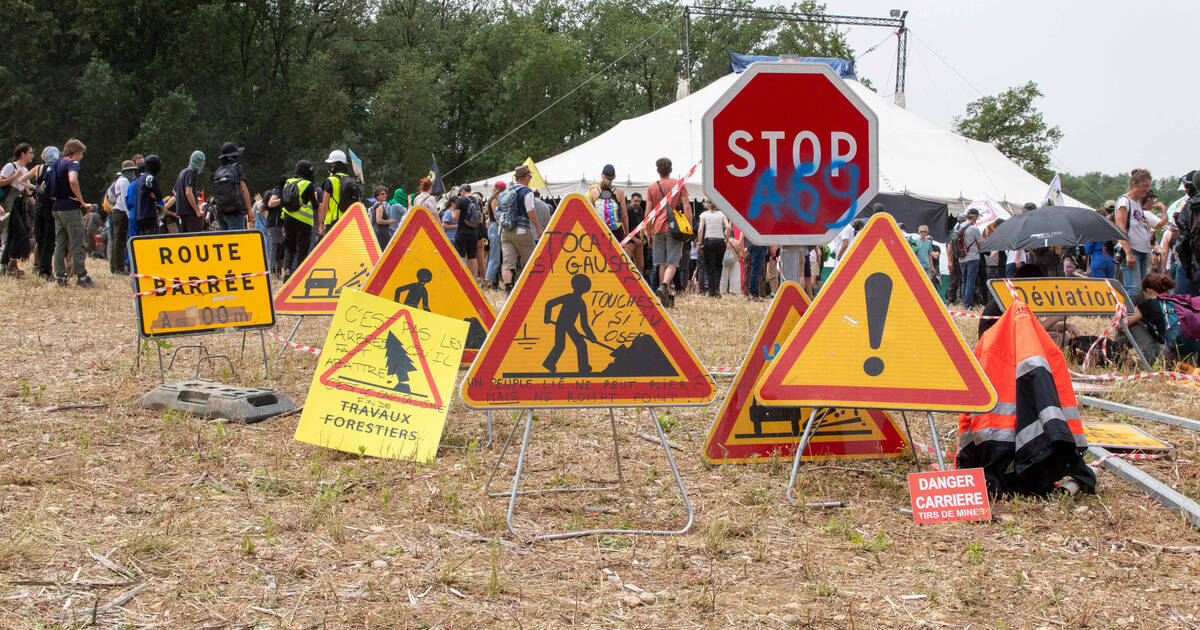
left=1174, top=170, right=1200, bottom=296
left=49, top=138, right=95, bottom=287
left=644, top=157, right=691, bottom=306
left=586, top=164, right=629, bottom=243
left=484, top=181, right=505, bottom=290
left=369, top=185, right=393, bottom=249
left=1116, top=169, right=1169, bottom=302
left=316, top=150, right=360, bottom=237
left=452, top=184, right=482, bottom=277
left=261, top=178, right=285, bottom=273
left=281, top=160, right=317, bottom=279
left=386, top=187, right=407, bottom=241
left=131, top=155, right=164, bottom=237
left=1125, top=273, right=1200, bottom=363
left=0, top=142, right=37, bottom=276
left=944, top=212, right=968, bottom=304
left=497, top=165, right=542, bottom=292
left=28, top=146, right=59, bottom=280
left=104, top=160, right=136, bottom=273
left=957, top=208, right=983, bottom=308
left=211, top=142, right=252, bottom=231
left=173, top=150, right=206, bottom=233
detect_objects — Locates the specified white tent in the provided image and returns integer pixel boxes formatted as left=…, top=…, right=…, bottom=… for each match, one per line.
left=470, top=71, right=1084, bottom=213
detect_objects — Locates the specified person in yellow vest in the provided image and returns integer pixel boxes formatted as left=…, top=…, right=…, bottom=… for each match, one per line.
left=281, top=159, right=316, bottom=279
left=315, top=150, right=361, bottom=237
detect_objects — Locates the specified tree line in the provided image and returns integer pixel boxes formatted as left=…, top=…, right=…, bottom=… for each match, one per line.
left=0, top=0, right=852, bottom=198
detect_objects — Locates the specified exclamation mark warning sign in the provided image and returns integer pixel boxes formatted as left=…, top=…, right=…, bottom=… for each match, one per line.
left=862, top=272, right=891, bottom=377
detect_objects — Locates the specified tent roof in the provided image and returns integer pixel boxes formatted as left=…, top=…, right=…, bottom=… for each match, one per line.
left=470, top=72, right=1083, bottom=212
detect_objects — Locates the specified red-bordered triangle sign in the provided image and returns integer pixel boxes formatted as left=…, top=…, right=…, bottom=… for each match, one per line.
left=318, top=305, right=444, bottom=409
left=704, top=282, right=908, bottom=464
left=460, top=194, right=714, bottom=408
left=273, top=203, right=382, bottom=315
left=755, top=213, right=997, bottom=412
left=362, top=206, right=496, bottom=367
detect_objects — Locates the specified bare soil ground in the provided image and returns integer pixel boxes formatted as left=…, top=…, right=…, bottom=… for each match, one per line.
left=2, top=258, right=1199, bottom=629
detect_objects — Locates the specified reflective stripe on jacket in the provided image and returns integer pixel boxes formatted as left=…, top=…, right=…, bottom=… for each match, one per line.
left=956, top=301, right=1095, bottom=496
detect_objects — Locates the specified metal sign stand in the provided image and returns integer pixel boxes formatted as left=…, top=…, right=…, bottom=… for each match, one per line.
left=786, top=408, right=948, bottom=505
left=275, top=315, right=306, bottom=363
left=483, top=406, right=693, bottom=542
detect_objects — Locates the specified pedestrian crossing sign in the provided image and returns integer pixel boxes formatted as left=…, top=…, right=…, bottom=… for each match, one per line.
left=362, top=205, right=495, bottom=366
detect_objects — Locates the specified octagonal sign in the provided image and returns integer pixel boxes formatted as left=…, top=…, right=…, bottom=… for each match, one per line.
left=703, top=62, right=879, bottom=245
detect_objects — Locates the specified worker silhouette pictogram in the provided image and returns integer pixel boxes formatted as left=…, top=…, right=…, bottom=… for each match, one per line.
left=542, top=274, right=598, bottom=374
left=394, top=268, right=432, bottom=312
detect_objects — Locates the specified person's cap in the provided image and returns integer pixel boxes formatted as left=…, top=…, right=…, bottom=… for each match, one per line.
left=957, top=212, right=968, bottom=221
left=493, top=181, right=506, bottom=191
left=1103, top=199, right=1116, bottom=211
left=219, top=141, right=242, bottom=158
left=325, top=149, right=347, bottom=165
left=459, top=184, right=471, bottom=193
left=514, top=164, right=532, bottom=179
left=1023, top=202, right=1038, bottom=210
left=966, top=208, right=980, bottom=217
left=120, top=160, right=136, bottom=172
left=601, top=164, right=616, bottom=177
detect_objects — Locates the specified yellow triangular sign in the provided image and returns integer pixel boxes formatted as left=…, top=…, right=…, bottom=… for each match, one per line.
left=362, top=206, right=496, bottom=366
left=273, top=203, right=383, bottom=315
left=460, top=194, right=715, bottom=408
left=755, top=213, right=997, bottom=412
left=703, top=282, right=908, bottom=463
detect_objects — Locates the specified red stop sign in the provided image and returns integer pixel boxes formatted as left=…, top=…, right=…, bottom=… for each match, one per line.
left=703, top=62, right=879, bottom=245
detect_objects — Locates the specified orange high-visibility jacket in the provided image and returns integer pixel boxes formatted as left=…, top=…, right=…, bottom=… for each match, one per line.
left=956, top=301, right=1094, bottom=496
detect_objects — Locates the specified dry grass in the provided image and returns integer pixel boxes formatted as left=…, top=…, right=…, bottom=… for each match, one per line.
left=1, top=259, right=1199, bottom=628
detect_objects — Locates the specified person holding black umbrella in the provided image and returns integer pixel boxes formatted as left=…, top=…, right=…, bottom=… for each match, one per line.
left=1115, top=169, right=1168, bottom=301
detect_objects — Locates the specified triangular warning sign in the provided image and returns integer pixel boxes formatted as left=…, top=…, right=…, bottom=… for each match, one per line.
left=318, top=297, right=445, bottom=410
left=704, top=282, right=908, bottom=464
left=273, top=203, right=383, bottom=315
left=362, top=206, right=496, bottom=366
left=755, top=214, right=997, bottom=412
left=460, top=194, right=715, bottom=408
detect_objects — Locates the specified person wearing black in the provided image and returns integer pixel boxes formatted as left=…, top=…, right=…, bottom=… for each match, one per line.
left=174, top=150, right=206, bottom=233
left=625, top=192, right=646, bottom=273
left=281, top=160, right=317, bottom=279
left=262, top=177, right=286, bottom=274
left=452, top=186, right=481, bottom=278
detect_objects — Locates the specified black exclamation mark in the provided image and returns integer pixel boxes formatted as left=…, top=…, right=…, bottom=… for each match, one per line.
left=862, top=272, right=892, bottom=376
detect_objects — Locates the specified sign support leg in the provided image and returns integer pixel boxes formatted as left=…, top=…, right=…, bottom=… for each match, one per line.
left=155, top=340, right=165, bottom=384
left=1120, top=322, right=1152, bottom=370
left=483, top=409, right=527, bottom=497
left=275, top=316, right=305, bottom=365
left=609, top=407, right=625, bottom=484
left=785, top=407, right=829, bottom=506
left=779, top=246, right=802, bottom=286
left=259, top=330, right=270, bottom=379
left=900, top=411, right=922, bottom=471
left=495, top=407, right=693, bottom=542
left=926, top=411, right=947, bottom=471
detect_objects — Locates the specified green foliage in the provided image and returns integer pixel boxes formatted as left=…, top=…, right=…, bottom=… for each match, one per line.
left=953, top=81, right=1063, bottom=182
left=0, top=0, right=855, bottom=199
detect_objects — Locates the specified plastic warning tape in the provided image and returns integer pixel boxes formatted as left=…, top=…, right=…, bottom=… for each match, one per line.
left=1089, top=451, right=1169, bottom=468
left=1081, top=282, right=1127, bottom=371
left=129, top=271, right=269, bottom=298
left=620, top=160, right=702, bottom=246
left=265, top=330, right=322, bottom=355
left=1069, top=368, right=1200, bottom=383
left=948, top=310, right=1000, bottom=320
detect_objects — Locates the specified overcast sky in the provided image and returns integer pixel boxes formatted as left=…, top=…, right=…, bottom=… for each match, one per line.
left=761, top=1, right=1196, bottom=180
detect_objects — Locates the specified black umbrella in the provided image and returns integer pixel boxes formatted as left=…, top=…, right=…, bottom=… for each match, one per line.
left=980, top=205, right=1126, bottom=251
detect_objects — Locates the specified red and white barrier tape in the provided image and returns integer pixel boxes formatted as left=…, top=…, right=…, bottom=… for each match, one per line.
left=1089, top=451, right=1169, bottom=468
left=1081, top=282, right=1127, bottom=371
left=130, top=271, right=269, bottom=298
left=265, top=330, right=322, bottom=355
left=1069, top=368, right=1200, bottom=383
left=948, top=310, right=1000, bottom=320
left=620, top=160, right=702, bottom=246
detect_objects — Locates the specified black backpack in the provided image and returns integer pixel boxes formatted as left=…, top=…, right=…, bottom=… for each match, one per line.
left=463, top=196, right=482, bottom=228
left=281, top=179, right=302, bottom=213
left=211, top=163, right=243, bottom=213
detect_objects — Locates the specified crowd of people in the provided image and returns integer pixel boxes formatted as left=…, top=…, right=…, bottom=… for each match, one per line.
left=3, top=141, right=1197, bottom=364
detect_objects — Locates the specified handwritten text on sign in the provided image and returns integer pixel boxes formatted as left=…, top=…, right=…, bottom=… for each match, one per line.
left=907, top=468, right=991, bottom=525
left=460, top=195, right=714, bottom=408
